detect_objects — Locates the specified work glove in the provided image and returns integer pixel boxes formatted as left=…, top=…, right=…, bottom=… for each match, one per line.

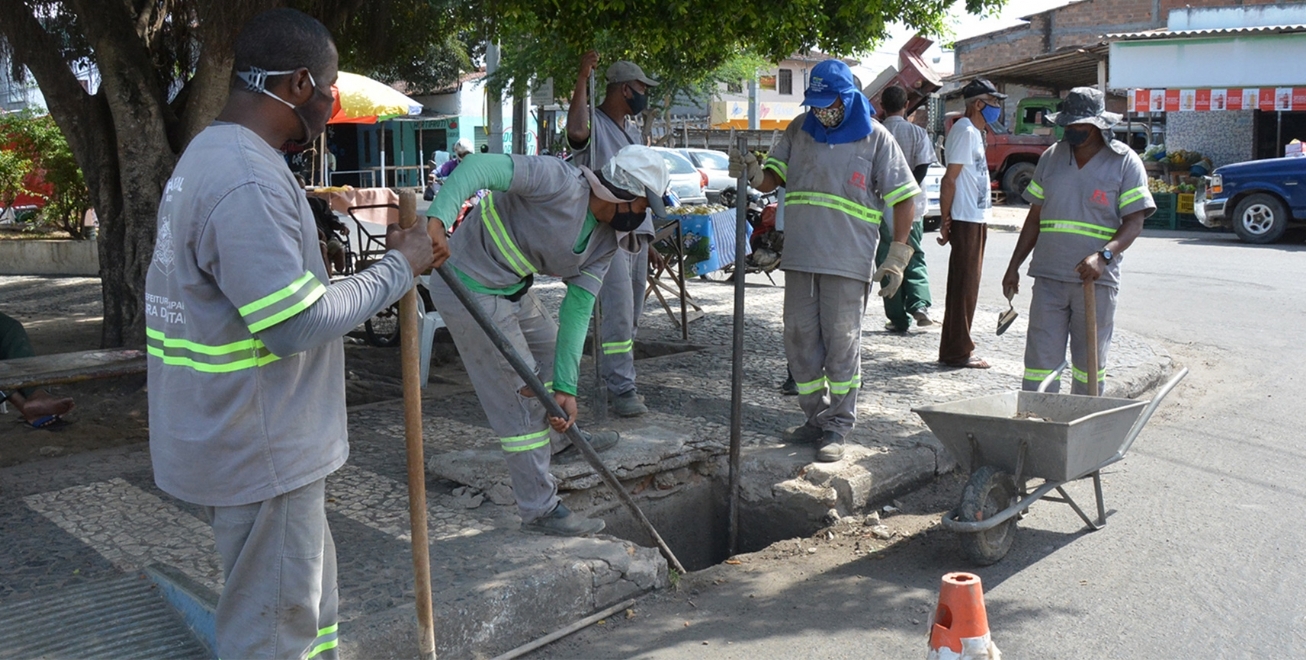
left=873, top=241, right=914, bottom=298
left=728, top=148, right=765, bottom=188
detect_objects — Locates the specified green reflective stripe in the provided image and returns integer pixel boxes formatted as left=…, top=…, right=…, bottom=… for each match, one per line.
left=1026, top=181, right=1045, bottom=200
left=583, top=271, right=604, bottom=287
left=764, top=158, right=787, bottom=179
left=146, top=327, right=280, bottom=373
left=828, top=374, right=862, bottom=395
left=795, top=376, right=827, bottom=395
left=785, top=191, right=883, bottom=225
left=240, top=272, right=327, bottom=333
left=1119, top=186, right=1147, bottom=208
left=1023, top=368, right=1055, bottom=381
left=883, top=182, right=921, bottom=207
left=306, top=639, right=338, bottom=659
left=543, top=381, right=554, bottom=391
left=318, top=624, right=338, bottom=636
left=1071, top=366, right=1106, bottom=383
left=483, top=192, right=535, bottom=278
left=602, top=340, right=633, bottom=355
left=501, top=429, right=550, bottom=452
left=1039, top=219, right=1115, bottom=241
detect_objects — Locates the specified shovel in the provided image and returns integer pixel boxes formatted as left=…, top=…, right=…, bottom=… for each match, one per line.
left=1084, top=279, right=1099, bottom=396
left=996, top=290, right=1018, bottom=336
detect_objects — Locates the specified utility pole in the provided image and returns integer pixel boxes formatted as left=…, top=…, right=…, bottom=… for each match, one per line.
left=486, top=43, right=504, bottom=154
left=748, top=78, right=760, bottom=130
left=512, top=85, right=529, bottom=154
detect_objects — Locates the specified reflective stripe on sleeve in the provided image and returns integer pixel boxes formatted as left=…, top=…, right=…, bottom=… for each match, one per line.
left=602, top=340, right=633, bottom=355
left=1118, top=186, right=1147, bottom=209
left=764, top=158, right=788, bottom=180
left=795, top=376, right=827, bottom=396
left=883, top=182, right=921, bottom=207
left=784, top=191, right=883, bottom=225
left=483, top=192, right=537, bottom=278
left=500, top=429, right=550, bottom=453
left=1026, top=181, right=1045, bottom=200
left=146, top=327, right=280, bottom=373
left=1039, top=219, right=1115, bottom=241
left=239, top=271, right=327, bottom=333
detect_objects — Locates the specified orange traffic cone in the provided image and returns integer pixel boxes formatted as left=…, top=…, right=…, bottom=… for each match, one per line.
left=927, top=572, right=1001, bottom=660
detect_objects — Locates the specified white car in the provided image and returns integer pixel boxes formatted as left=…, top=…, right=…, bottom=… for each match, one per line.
left=651, top=148, right=708, bottom=206
left=678, top=148, right=733, bottom=201
left=922, top=163, right=945, bottom=232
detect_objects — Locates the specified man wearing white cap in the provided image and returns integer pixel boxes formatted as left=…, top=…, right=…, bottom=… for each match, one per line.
left=566, top=51, right=660, bottom=417
left=731, top=59, right=920, bottom=463
left=425, top=145, right=670, bottom=535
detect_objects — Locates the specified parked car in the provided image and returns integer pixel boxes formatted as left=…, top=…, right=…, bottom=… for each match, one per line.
left=922, top=163, right=945, bottom=232
left=1196, top=156, right=1306, bottom=243
left=651, top=147, right=708, bottom=206
left=677, top=148, right=731, bottom=201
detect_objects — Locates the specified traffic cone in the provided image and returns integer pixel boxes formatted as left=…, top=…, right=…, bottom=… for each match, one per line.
left=927, top=572, right=1001, bottom=660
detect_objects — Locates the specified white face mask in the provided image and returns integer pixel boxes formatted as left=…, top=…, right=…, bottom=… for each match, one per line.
left=235, top=67, right=331, bottom=147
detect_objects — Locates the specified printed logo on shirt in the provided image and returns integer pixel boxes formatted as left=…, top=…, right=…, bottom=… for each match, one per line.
left=152, top=214, right=175, bottom=276
left=1092, top=189, right=1110, bottom=205
left=849, top=171, right=867, bottom=190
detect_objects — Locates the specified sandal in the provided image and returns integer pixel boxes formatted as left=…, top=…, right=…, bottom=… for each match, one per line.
left=942, top=357, right=991, bottom=369
left=24, top=414, right=62, bottom=429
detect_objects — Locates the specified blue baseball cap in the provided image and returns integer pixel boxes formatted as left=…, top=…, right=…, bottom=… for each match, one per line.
left=803, top=60, right=856, bottom=108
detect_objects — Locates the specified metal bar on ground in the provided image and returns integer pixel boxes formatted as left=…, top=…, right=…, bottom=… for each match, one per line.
left=727, top=136, right=748, bottom=557
left=489, top=598, right=637, bottom=660
left=397, top=191, right=437, bottom=660
left=433, top=264, right=686, bottom=575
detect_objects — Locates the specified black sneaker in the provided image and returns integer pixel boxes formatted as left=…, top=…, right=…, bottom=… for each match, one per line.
left=816, top=431, right=845, bottom=463
left=521, top=503, right=605, bottom=537
left=553, top=429, right=620, bottom=464
left=781, top=375, right=799, bottom=396
left=782, top=423, right=824, bottom=444
left=612, top=390, right=648, bottom=417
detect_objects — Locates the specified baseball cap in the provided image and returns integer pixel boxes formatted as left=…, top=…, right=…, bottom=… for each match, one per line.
left=802, top=59, right=857, bottom=108
left=961, top=78, right=1007, bottom=100
left=581, top=145, right=672, bottom=216
left=605, top=61, right=659, bottom=87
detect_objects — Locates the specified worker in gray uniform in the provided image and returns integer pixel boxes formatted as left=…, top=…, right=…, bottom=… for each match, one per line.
left=566, top=51, right=659, bottom=417
left=425, top=145, right=670, bottom=535
left=876, top=85, right=937, bottom=332
left=146, top=10, right=441, bottom=658
left=1002, top=87, right=1155, bottom=394
left=731, top=59, right=920, bottom=462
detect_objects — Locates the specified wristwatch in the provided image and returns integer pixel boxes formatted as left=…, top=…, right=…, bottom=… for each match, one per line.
left=1099, top=248, right=1114, bottom=263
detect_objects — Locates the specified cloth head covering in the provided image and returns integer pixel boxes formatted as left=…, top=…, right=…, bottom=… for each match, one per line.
left=800, top=60, right=875, bottom=145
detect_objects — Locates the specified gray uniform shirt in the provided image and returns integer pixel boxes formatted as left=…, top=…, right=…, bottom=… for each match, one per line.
left=569, top=111, right=654, bottom=240
left=883, top=116, right=935, bottom=219
left=450, top=155, right=619, bottom=296
left=1022, top=139, right=1155, bottom=288
left=146, top=123, right=346, bottom=507
left=765, top=114, right=920, bottom=283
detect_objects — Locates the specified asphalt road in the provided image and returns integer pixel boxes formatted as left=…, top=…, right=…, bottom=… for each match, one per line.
left=536, top=222, right=1306, bottom=658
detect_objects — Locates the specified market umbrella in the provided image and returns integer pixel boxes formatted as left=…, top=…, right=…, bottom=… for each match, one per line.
left=320, top=71, right=424, bottom=186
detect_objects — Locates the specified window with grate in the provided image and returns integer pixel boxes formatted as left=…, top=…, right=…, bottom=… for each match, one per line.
left=778, top=69, right=793, bottom=95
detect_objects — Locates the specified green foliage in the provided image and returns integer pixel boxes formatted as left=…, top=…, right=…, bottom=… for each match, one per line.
left=0, top=148, right=34, bottom=209
left=0, top=110, right=90, bottom=238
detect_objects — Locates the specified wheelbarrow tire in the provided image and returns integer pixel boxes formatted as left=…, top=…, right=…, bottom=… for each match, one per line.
left=958, top=465, right=1019, bottom=566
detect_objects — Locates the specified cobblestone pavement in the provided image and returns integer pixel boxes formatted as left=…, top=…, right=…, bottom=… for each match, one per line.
left=0, top=260, right=1168, bottom=656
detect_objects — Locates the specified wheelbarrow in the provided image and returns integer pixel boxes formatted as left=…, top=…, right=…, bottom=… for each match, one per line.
left=911, top=364, right=1188, bottom=565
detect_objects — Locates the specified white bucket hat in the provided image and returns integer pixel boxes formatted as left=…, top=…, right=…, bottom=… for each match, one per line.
left=594, top=145, right=672, bottom=216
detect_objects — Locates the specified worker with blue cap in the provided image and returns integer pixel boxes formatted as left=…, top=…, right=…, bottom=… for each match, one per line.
left=730, top=59, right=920, bottom=462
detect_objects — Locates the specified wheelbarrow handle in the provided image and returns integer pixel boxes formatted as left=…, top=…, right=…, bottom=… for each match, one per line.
left=1113, top=367, right=1189, bottom=462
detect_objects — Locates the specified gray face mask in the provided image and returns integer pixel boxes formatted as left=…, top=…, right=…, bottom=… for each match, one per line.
left=235, top=67, right=332, bottom=148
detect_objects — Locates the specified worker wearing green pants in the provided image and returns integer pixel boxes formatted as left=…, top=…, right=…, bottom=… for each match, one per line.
left=876, top=85, right=936, bottom=332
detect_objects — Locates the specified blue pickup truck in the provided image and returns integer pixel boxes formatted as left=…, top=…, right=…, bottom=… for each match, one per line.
left=1196, top=156, right=1306, bottom=243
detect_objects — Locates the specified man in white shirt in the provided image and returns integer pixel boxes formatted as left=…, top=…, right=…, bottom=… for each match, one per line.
left=938, top=78, right=1005, bottom=368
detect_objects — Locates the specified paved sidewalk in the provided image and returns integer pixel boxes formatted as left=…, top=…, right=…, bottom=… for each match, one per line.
left=0, top=261, right=1169, bottom=658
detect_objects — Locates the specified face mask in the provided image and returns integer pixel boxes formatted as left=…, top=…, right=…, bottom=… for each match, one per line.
left=236, top=67, right=333, bottom=148
left=611, top=203, right=646, bottom=232
left=980, top=103, right=1002, bottom=125
left=626, top=85, right=648, bottom=115
left=812, top=103, right=845, bottom=128
left=1063, top=127, right=1093, bottom=147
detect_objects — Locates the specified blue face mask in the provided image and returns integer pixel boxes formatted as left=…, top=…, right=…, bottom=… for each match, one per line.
left=980, top=104, right=1002, bottom=125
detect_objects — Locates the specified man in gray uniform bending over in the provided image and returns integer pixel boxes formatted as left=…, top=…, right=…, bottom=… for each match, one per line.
left=146, top=9, right=440, bottom=658
left=566, top=51, right=660, bottom=417
left=425, top=145, right=670, bottom=536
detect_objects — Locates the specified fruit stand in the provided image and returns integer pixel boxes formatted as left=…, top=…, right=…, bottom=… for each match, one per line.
left=1142, top=146, right=1212, bottom=230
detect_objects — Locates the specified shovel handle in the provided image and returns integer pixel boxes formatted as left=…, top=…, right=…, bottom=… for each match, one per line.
left=1084, top=279, right=1098, bottom=397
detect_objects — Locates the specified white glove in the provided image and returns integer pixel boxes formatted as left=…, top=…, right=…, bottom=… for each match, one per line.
left=728, top=148, right=765, bottom=187
left=873, top=241, right=915, bottom=298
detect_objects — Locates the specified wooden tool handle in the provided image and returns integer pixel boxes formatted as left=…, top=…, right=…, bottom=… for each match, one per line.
left=1083, top=279, right=1098, bottom=397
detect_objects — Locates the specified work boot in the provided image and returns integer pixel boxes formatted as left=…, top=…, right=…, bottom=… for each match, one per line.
left=816, top=431, right=845, bottom=463
left=782, top=423, right=823, bottom=444
left=612, top=390, right=648, bottom=417
left=521, top=503, right=605, bottom=537
left=781, top=374, right=798, bottom=396
left=911, top=307, right=937, bottom=328
left=553, top=429, right=620, bottom=464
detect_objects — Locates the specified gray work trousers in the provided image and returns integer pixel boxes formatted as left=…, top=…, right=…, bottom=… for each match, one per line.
left=428, top=279, right=560, bottom=522
left=1022, top=277, right=1116, bottom=395
left=784, top=271, right=869, bottom=436
left=205, top=478, right=339, bottom=660
left=598, top=246, right=649, bottom=396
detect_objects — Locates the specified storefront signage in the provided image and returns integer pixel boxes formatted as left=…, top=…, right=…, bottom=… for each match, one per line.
left=1132, top=88, right=1306, bottom=112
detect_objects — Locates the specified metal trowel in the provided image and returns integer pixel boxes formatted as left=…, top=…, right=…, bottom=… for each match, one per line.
left=997, top=291, right=1018, bottom=336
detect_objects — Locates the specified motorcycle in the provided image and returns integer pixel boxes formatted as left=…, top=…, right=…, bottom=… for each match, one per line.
left=705, top=186, right=782, bottom=282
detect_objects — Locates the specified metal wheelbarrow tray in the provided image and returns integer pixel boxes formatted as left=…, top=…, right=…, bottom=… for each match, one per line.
left=911, top=366, right=1188, bottom=565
